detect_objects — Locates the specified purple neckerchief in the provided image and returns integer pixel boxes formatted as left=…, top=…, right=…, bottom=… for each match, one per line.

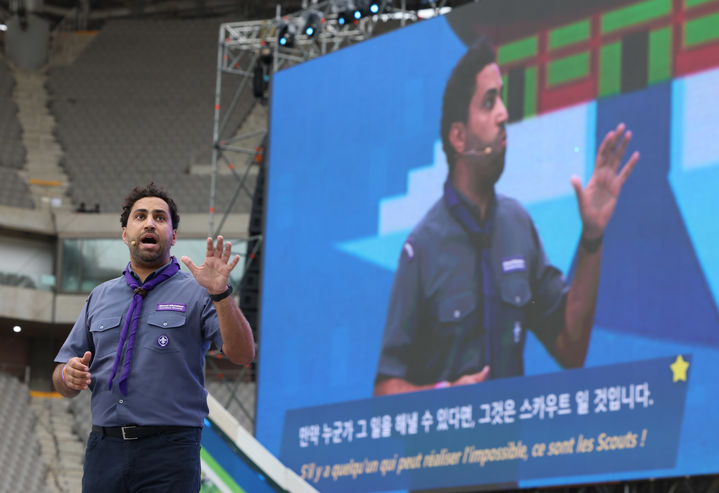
left=442, top=180, right=496, bottom=244
left=108, top=257, right=180, bottom=396
left=443, top=180, right=497, bottom=378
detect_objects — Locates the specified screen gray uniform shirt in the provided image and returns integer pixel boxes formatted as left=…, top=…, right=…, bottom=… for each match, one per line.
left=55, top=262, right=222, bottom=427
left=376, top=184, right=568, bottom=386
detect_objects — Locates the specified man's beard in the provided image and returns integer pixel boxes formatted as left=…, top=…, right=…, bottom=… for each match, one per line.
left=131, top=243, right=170, bottom=266
left=485, top=150, right=506, bottom=185
left=463, top=129, right=506, bottom=185
left=467, top=148, right=505, bottom=188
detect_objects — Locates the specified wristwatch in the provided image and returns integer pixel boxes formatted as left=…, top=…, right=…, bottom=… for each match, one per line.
left=210, top=284, right=233, bottom=302
left=580, top=234, right=603, bottom=253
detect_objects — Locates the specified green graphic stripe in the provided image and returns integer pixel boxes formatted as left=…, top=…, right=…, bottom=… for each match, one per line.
left=602, top=0, right=672, bottom=33
left=649, top=27, right=672, bottom=83
left=201, top=448, right=246, bottom=493
left=498, top=36, right=537, bottom=64
left=599, top=42, right=622, bottom=97
left=524, top=66, right=537, bottom=117
left=547, top=52, right=590, bottom=86
left=685, top=11, right=719, bottom=46
left=685, top=0, right=716, bottom=8
left=549, top=20, right=591, bottom=50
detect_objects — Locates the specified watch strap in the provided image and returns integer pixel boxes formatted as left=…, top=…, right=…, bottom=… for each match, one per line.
left=580, top=234, right=603, bottom=253
left=210, top=284, right=233, bottom=302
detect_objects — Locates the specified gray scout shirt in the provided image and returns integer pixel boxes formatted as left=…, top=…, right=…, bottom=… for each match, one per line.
left=55, top=262, right=222, bottom=427
left=376, top=183, right=568, bottom=386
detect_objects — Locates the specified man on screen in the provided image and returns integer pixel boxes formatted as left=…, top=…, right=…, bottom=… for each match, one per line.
left=374, top=37, right=639, bottom=396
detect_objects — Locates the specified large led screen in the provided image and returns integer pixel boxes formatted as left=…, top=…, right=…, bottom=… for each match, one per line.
left=257, top=0, right=719, bottom=490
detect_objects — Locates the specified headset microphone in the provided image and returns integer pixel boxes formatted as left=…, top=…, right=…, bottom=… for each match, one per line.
left=461, top=145, right=493, bottom=156
left=130, top=240, right=137, bottom=246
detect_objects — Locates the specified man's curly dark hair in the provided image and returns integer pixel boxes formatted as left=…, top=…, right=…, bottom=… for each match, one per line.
left=120, top=182, right=180, bottom=229
left=440, top=36, right=497, bottom=172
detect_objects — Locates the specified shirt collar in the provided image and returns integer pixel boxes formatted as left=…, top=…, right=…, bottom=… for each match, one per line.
left=126, top=257, right=176, bottom=283
left=447, top=179, right=496, bottom=226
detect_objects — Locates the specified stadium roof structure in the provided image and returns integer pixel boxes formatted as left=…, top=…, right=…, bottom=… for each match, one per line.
left=0, top=0, right=470, bottom=30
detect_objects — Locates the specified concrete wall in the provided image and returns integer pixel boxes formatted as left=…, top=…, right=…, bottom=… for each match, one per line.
left=0, top=204, right=249, bottom=325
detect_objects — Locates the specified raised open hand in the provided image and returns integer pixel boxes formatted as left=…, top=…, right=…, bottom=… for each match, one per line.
left=181, top=236, right=240, bottom=295
left=571, top=122, right=639, bottom=240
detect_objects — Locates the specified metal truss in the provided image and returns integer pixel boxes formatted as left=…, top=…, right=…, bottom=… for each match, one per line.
left=207, top=0, right=419, bottom=294
left=208, top=1, right=455, bottom=237
left=208, top=5, right=385, bottom=240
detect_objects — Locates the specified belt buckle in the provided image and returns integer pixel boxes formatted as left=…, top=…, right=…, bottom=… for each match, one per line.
left=121, top=426, right=138, bottom=440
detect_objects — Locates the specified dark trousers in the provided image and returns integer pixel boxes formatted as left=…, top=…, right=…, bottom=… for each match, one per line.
left=82, top=428, right=202, bottom=493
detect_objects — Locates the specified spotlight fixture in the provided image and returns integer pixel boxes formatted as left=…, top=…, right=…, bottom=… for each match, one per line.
left=303, top=10, right=324, bottom=38
left=353, top=0, right=374, bottom=19
left=277, top=18, right=298, bottom=47
left=336, top=0, right=358, bottom=25
left=359, top=0, right=391, bottom=16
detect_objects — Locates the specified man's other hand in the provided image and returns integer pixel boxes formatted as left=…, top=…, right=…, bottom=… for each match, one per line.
left=63, top=351, right=92, bottom=391
left=571, top=122, right=639, bottom=240
left=451, top=365, right=490, bottom=386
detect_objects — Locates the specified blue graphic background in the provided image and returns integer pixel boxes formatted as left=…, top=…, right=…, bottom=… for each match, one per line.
left=257, top=6, right=719, bottom=489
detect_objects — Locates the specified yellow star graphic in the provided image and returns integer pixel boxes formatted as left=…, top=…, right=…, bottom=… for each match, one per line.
left=670, top=355, right=690, bottom=382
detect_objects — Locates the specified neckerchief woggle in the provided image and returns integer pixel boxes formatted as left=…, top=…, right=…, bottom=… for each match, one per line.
left=108, top=257, right=180, bottom=396
left=443, top=180, right=497, bottom=378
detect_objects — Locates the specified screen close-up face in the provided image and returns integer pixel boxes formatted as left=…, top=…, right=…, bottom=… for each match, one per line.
left=257, top=0, right=719, bottom=491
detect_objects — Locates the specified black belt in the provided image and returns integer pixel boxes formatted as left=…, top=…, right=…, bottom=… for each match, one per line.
left=92, top=425, right=198, bottom=441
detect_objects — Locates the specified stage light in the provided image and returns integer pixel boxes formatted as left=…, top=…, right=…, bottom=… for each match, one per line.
left=336, top=0, right=358, bottom=25
left=338, top=10, right=354, bottom=25
left=277, top=19, right=298, bottom=47
left=352, top=0, right=368, bottom=19
left=303, top=10, right=324, bottom=38
left=13, top=325, right=21, bottom=333
left=365, top=0, right=391, bottom=15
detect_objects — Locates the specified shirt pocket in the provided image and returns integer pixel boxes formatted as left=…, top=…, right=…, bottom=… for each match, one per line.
left=434, top=292, right=483, bottom=379
left=437, top=292, right=478, bottom=328
left=89, top=316, right=122, bottom=357
left=144, top=311, right=186, bottom=354
left=499, top=273, right=531, bottom=308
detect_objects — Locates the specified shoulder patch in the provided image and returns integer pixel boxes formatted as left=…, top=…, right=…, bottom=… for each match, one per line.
left=402, top=241, right=415, bottom=261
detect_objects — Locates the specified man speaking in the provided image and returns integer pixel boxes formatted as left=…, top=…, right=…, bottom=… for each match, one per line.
left=374, top=37, right=639, bottom=396
left=53, top=183, right=255, bottom=492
